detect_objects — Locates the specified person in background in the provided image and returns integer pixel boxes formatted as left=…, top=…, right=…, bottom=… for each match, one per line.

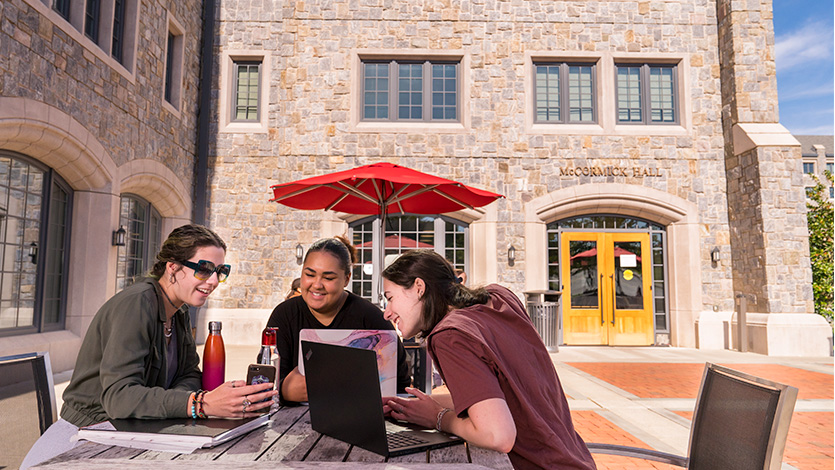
left=454, top=268, right=467, bottom=285
left=381, top=250, right=596, bottom=470
left=22, top=225, right=276, bottom=470
left=265, top=236, right=411, bottom=404
left=285, top=277, right=302, bottom=300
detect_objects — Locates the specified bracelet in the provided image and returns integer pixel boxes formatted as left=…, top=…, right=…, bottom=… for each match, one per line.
left=189, top=392, right=197, bottom=419
left=436, top=408, right=452, bottom=432
left=196, top=390, right=207, bottom=419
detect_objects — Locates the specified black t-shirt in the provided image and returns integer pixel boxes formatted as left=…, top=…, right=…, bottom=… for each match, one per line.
left=266, top=292, right=412, bottom=404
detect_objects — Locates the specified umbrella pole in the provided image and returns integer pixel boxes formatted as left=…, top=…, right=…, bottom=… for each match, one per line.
left=377, top=208, right=386, bottom=306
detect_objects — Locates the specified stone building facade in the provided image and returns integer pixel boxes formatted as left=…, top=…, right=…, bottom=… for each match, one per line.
left=0, top=0, right=830, bottom=369
left=0, top=0, right=202, bottom=370
left=203, top=0, right=830, bottom=356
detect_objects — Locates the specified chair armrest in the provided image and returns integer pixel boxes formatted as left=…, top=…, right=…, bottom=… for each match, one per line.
left=586, top=443, right=688, bottom=467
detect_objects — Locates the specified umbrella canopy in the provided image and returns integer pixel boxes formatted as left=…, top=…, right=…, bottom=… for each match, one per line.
left=270, top=162, right=503, bottom=303
left=270, top=162, right=503, bottom=216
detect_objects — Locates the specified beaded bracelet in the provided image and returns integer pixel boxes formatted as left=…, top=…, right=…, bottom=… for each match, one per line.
left=196, top=390, right=207, bottom=419
left=189, top=392, right=197, bottom=419
left=436, top=408, right=452, bottom=432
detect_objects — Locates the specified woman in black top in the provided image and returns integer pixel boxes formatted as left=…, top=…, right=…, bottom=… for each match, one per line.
left=266, top=236, right=411, bottom=404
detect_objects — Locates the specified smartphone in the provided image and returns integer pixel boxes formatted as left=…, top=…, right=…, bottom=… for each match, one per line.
left=246, top=364, right=276, bottom=386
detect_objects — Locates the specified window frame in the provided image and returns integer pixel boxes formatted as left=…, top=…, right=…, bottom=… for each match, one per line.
left=360, top=59, right=461, bottom=123
left=533, top=61, right=597, bottom=125
left=615, top=63, right=679, bottom=126
left=162, top=16, right=185, bottom=112
left=802, top=162, right=816, bottom=174
left=0, top=151, right=73, bottom=338
left=115, top=194, right=162, bottom=293
left=231, top=61, right=263, bottom=123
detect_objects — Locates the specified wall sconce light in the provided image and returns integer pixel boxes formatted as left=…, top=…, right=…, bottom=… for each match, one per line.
left=710, top=246, right=720, bottom=263
left=507, top=245, right=516, bottom=267
left=28, top=242, right=38, bottom=264
left=112, top=226, right=127, bottom=246
left=295, top=243, right=304, bottom=265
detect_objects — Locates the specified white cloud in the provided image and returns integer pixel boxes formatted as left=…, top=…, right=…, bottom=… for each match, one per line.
left=779, top=83, right=835, bottom=100
left=775, top=21, right=834, bottom=70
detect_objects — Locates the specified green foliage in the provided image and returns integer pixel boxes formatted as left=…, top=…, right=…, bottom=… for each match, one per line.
left=807, top=171, right=834, bottom=324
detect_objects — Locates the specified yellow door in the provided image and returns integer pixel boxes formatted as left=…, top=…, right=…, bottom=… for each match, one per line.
left=561, top=232, right=654, bottom=346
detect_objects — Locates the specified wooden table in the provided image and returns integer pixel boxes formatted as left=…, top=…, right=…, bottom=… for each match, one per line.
left=32, top=406, right=513, bottom=469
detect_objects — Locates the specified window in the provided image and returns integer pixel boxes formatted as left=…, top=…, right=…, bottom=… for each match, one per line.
left=233, top=61, right=261, bottom=122
left=616, top=63, right=677, bottom=124
left=54, top=0, right=71, bottom=20
left=111, top=0, right=126, bottom=63
left=163, top=20, right=184, bottom=110
left=803, top=162, right=815, bottom=174
left=361, top=60, right=460, bottom=122
left=349, top=215, right=468, bottom=302
left=116, top=195, right=162, bottom=292
left=534, top=63, right=595, bottom=123
left=826, top=162, right=833, bottom=174
left=0, top=152, right=72, bottom=337
left=84, top=0, right=100, bottom=42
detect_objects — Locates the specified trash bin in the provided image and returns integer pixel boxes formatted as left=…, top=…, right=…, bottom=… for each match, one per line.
left=524, top=290, right=562, bottom=352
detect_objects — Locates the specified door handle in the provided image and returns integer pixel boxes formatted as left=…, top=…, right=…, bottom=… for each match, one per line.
left=610, top=274, right=616, bottom=325
left=599, top=273, right=604, bottom=325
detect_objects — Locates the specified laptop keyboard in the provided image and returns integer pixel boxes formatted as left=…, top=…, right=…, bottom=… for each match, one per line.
left=386, top=430, right=429, bottom=449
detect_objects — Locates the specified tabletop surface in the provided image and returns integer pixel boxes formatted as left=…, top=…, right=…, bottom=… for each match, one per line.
left=32, top=406, right=513, bottom=470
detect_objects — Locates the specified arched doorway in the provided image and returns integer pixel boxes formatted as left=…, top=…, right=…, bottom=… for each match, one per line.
left=548, top=215, right=667, bottom=345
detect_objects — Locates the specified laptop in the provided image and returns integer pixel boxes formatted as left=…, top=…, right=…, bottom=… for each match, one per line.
left=301, top=340, right=463, bottom=457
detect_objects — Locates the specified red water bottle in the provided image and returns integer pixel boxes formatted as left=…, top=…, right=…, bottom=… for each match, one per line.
left=202, top=321, right=225, bottom=390
left=258, top=327, right=276, bottom=365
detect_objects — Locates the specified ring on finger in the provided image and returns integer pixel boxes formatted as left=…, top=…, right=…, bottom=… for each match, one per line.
left=243, top=397, right=252, bottom=407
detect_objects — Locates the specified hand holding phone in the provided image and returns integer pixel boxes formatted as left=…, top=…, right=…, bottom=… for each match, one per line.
left=247, top=364, right=276, bottom=386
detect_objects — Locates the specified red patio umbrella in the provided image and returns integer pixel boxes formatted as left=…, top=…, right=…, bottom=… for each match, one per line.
left=270, top=162, right=503, bottom=302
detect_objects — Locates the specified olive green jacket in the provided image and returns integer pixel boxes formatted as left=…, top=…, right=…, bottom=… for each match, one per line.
left=61, top=278, right=202, bottom=427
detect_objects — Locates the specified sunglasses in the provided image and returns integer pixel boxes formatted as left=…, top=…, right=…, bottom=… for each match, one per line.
left=180, top=259, right=231, bottom=283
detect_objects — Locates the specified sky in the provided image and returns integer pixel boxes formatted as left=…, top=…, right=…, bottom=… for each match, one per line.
left=772, top=0, right=834, bottom=135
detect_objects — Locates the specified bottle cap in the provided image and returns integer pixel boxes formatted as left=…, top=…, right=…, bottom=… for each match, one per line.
left=208, top=321, right=222, bottom=333
left=262, top=327, right=277, bottom=346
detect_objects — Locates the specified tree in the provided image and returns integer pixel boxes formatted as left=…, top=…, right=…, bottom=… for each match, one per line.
left=807, top=171, right=834, bottom=324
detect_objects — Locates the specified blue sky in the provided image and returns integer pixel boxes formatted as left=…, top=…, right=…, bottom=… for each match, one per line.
left=772, top=0, right=834, bottom=135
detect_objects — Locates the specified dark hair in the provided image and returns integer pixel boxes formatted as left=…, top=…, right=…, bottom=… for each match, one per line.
left=285, top=277, right=301, bottom=300
left=382, top=250, right=489, bottom=337
left=304, top=235, right=357, bottom=276
left=149, top=224, right=227, bottom=279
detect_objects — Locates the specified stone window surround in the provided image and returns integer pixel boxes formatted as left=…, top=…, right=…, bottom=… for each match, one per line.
left=532, top=61, right=598, bottom=125
left=218, top=50, right=271, bottom=134
left=23, top=0, right=139, bottom=80
left=350, top=50, right=471, bottom=134
left=525, top=51, right=692, bottom=137
left=162, top=12, right=185, bottom=117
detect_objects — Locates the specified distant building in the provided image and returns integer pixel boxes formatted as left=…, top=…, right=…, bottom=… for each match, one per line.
left=796, top=135, right=834, bottom=199
left=1, top=0, right=831, bottom=367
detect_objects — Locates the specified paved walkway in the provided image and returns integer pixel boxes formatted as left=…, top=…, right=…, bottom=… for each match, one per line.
left=52, top=345, right=833, bottom=469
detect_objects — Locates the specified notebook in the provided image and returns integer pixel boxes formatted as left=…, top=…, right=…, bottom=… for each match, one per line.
left=301, top=340, right=463, bottom=457
left=298, top=329, right=398, bottom=397
left=77, top=413, right=271, bottom=454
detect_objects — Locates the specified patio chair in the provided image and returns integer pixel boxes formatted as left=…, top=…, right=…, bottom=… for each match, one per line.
left=586, top=362, right=798, bottom=470
left=0, top=352, right=57, bottom=469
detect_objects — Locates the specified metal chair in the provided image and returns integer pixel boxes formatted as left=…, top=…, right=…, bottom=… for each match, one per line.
left=0, top=352, right=57, bottom=469
left=587, top=362, right=798, bottom=470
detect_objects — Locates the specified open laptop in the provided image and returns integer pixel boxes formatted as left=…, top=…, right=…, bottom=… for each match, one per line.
left=301, top=340, right=463, bottom=457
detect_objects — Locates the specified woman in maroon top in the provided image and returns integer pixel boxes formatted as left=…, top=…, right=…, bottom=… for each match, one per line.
left=382, top=250, right=596, bottom=470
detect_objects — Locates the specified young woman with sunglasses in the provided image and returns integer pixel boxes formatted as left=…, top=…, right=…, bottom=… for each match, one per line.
left=381, top=250, right=596, bottom=470
left=265, top=236, right=411, bottom=404
left=22, top=224, right=276, bottom=470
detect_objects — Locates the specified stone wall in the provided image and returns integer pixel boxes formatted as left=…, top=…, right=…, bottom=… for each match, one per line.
left=208, top=0, right=734, bottom=313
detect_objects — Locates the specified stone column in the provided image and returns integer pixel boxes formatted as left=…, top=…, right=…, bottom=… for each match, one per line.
left=716, top=0, right=831, bottom=355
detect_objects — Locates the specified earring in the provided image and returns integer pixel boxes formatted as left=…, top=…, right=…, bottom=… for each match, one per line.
left=170, top=273, right=176, bottom=284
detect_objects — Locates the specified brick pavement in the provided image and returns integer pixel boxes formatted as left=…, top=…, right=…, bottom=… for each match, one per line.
left=565, top=361, right=834, bottom=470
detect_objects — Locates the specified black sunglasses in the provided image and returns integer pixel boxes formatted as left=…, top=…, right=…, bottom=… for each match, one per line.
left=180, top=259, right=231, bottom=283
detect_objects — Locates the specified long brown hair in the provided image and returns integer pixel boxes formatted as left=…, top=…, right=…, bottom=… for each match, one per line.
left=149, top=224, right=227, bottom=279
left=382, top=250, right=489, bottom=337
